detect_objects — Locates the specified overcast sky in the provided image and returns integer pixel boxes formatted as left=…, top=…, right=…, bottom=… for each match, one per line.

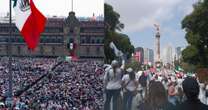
left=105, top=0, right=198, bottom=50
left=0, top=0, right=104, bottom=17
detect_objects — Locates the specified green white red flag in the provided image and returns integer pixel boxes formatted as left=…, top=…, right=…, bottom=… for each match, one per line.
left=13, top=0, right=46, bottom=49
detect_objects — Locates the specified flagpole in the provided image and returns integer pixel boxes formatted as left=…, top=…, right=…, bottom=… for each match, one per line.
left=7, top=0, right=13, bottom=109
left=72, top=0, right=73, bottom=11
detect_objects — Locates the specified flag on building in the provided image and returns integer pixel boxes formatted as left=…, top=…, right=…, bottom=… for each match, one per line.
left=13, top=0, right=46, bottom=49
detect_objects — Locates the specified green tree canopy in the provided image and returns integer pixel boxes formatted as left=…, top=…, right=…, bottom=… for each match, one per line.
left=104, top=3, right=124, bottom=32
left=182, top=0, right=208, bottom=69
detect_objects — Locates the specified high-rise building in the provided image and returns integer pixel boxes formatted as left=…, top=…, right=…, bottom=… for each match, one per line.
left=144, top=48, right=154, bottom=65
left=162, top=44, right=174, bottom=65
left=134, top=47, right=144, bottom=64
left=149, top=49, right=154, bottom=65
left=175, top=47, right=183, bottom=60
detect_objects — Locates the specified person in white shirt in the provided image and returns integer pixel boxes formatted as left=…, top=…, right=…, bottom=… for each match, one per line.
left=122, top=68, right=138, bottom=110
left=104, top=60, right=124, bottom=110
left=205, top=81, right=208, bottom=105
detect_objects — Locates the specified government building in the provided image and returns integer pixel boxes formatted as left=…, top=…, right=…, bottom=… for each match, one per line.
left=0, top=11, right=105, bottom=60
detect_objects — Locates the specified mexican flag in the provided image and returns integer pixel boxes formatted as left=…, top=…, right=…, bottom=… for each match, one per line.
left=13, top=0, right=46, bottom=49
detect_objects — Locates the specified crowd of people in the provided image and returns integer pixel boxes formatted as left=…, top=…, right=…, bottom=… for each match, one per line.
left=103, top=60, right=208, bottom=110
left=0, top=57, right=208, bottom=110
left=0, top=57, right=104, bottom=110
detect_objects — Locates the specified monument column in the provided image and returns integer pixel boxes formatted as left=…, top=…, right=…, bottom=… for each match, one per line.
left=154, top=24, right=161, bottom=68
left=156, top=31, right=160, bottom=61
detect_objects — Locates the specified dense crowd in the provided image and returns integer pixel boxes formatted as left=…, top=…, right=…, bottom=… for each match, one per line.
left=103, top=60, right=208, bottom=110
left=0, top=57, right=104, bottom=110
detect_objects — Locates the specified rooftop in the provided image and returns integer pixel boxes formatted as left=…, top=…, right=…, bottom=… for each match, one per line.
left=0, top=14, right=104, bottom=23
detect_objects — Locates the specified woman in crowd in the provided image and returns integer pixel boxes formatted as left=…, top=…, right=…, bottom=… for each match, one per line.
left=138, top=81, right=174, bottom=110
left=104, top=60, right=124, bottom=110
left=168, top=82, right=178, bottom=105
left=122, top=68, right=138, bottom=110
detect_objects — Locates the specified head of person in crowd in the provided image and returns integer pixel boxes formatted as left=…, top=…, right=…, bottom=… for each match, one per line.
left=182, top=77, right=199, bottom=100
left=126, top=68, right=135, bottom=80
left=144, top=81, right=169, bottom=109
left=111, top=60, right=119, bottom=69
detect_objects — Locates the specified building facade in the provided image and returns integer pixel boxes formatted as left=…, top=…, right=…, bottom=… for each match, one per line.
left=144, top=48, right=154, bottom=65
left=175, top=47, right=183, bottom=60
left=162, top=45, right=174, bottom=65
left=149, top=49, right=154, bottom=65
left=0, top=11, right=105, bottom=59
left=134, top=47, right=144, bottom=64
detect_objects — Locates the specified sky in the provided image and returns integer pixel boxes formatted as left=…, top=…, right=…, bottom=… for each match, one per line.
left=105, top=0, right=198, bottom=50
left=0, top=0, right=104, bottom=17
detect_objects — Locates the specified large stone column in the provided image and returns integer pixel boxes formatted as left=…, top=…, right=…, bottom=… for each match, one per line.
left=156, top=32, right=160, bottom=62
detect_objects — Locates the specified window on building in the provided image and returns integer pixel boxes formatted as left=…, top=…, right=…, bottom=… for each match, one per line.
left=51, top=37, right=55, bottom=43
left=96, top=47, right=100, bottom=54
left=11, top=38, right=15, bottom=42
left=70, top=28, right=74, bottom=33
left=92, top=39, right=95, bottom=44
left=5, top=38, right=8, bottom=42
left=42, top=36, right=50, bottom=43
left=81, top=39, right=85, bottom=44
left=96, top=39, right=100, bottom=44
left=6, top=45, right=9, bottom=55
left=57, top=37, right=63, bottom=43
left=59, top=28, right=63, bottom=33
left=0, top=36, right=6, bottom=42
left=86, top=37, right=90, bottom=43
left=0, top=45, right=2, bottom=52
left=86, top=47, right=90, bottom=55
left=40, top=46, right=44, bottom=55
left=17, top=46, right=21, bottom=55
left=52, top=46, right=55, bottom=55
left=80, top=28, right=84, bottom=33
left=69, top=38, right=74, bottom=43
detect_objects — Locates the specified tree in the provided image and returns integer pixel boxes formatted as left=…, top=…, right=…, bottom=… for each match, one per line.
left=104, top=3, right=134, bottom=63
left=181, top=62, right=196, bottom=73
left=104, top=32, right=134, bottom=63
left=104, top=3, right=124, bottom=32
left=126, top=59, right=141, bottom=72
left=181, top=0, right=208, bottom=69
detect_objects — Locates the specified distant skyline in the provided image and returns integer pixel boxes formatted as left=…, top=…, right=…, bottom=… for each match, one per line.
left=105, top=0, right=198, bottom=50
left=0, top=0, right=104, bottom=17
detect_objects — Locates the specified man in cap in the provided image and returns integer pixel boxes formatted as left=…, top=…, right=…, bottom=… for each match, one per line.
left=174, top=77, right=208, bottom=110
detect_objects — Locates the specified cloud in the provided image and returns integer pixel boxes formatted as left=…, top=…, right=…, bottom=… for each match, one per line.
left=106, top=0, right=197, bottom=33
